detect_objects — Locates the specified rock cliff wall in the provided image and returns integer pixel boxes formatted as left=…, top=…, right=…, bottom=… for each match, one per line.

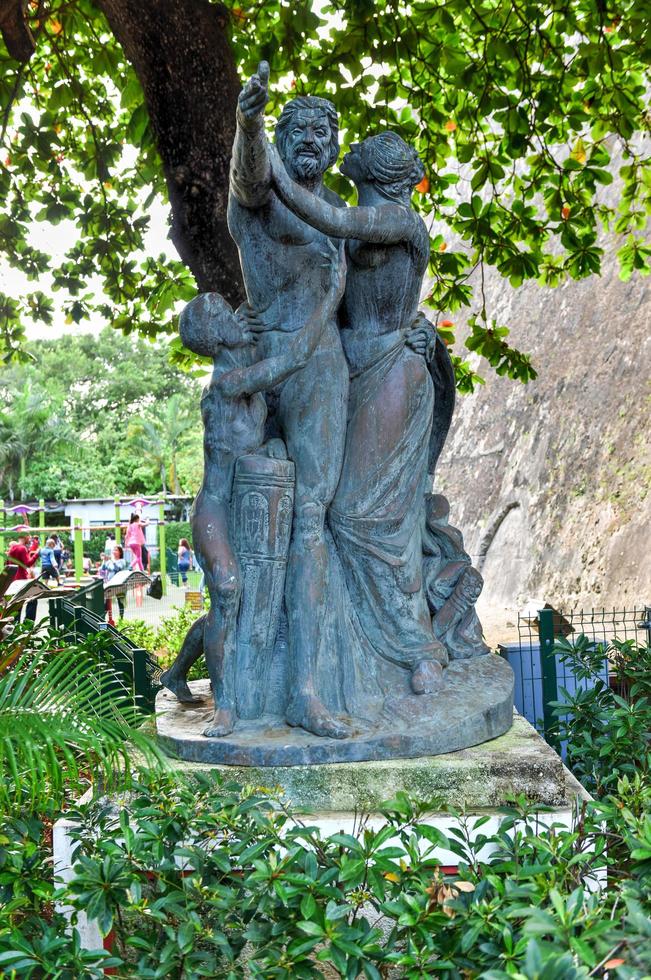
left=434, top=238, right=650, bottom=617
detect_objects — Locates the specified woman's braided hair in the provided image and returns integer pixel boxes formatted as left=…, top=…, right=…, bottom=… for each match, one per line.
left=360, top=132, right=425, bottom=200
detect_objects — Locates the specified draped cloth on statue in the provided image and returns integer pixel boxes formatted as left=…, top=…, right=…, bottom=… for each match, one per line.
left=328, top=330, right=447, bottom=671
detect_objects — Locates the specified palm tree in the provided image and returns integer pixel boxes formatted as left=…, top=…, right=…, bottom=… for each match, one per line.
left=0, top=382, right=70, bottom=500
left=128, top=395, right=193, bottom=495
left=0, top=571, right=165, bottom=813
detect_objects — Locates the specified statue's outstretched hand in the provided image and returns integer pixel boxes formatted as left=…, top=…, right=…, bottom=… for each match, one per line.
left=238, top=60, right=270, bottom=121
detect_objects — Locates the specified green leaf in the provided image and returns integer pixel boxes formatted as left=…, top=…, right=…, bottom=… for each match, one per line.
left=297, top=920, right=326, bottom=937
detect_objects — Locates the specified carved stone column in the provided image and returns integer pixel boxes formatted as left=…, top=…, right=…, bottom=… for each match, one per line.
left=231, top=453, right=294, bottom=718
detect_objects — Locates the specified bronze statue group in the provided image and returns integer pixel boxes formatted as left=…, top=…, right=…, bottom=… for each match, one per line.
left=161, top=63, right=489, bottom=743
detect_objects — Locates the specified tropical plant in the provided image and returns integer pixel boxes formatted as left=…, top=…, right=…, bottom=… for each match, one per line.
left=0, top=611, right=164, bottom=814
left=117, top=617, right=157, bottom=655
left=0, top=1, right=649, bottom=383
left=0, top=772, right=646, bottom=978
left=0, top=381, right=70, bottom=500
left=127, top=395, right=193, bottom=495
left=552, top=636, right=651, bottom=797
left=119, top=604, right=206, bottom=679
left=1, top=624, right=651, bottom=976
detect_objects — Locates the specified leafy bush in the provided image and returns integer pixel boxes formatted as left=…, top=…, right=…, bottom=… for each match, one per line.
left=552, top=637, right=651, bottom=797
left=1, top=626, right=650, bottom=976
left=0, top=813, right=118, bottom=977
left=1, top=771, right=648, bottom=979
left=117, top=618, right=157, bottom=653
left=164, top=521, right=193, bottom=556
left=119, top=605, right=206, bottom=679
left=154, top=605, right=202, bottom=664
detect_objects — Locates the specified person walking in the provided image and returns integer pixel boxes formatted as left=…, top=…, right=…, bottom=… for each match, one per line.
left=177, top=537, right=192, bottom=586
left=6, top=531, right=40, bottom=621
left=193, top=549, right=205, bottom=602
left=98, top=544, right=127, bottom=624
left=40, top=537, right=60, bottom=585
left=52, top=534, right=64, bottom=574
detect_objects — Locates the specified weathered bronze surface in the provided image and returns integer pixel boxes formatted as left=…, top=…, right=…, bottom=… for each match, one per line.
left=159, top=62, right=513, bottom=763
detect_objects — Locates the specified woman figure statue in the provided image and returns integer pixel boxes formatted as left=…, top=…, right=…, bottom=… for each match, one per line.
left=270, top=132, right=449, bottom=695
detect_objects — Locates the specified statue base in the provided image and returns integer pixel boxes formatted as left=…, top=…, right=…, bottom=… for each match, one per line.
left=54, top=711, right=591, bottom=954
left=155, top=653, right=514, bottom=766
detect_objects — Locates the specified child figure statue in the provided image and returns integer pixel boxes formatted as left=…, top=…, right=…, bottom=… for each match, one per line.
left=161, top=246, right=345, bottom=737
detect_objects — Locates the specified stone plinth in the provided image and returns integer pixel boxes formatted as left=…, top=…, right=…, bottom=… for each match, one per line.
left=155, top=654, right=514, bottom=767
left=156, top=710, right=586, bottom=812
left=55, top=712, right=592, bottom=952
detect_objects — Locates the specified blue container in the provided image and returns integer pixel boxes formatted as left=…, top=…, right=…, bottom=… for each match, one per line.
left=499, top=640, right=609, bottom=747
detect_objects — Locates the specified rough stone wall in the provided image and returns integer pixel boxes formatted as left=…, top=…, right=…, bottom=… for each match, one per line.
left=435, top=236, right=650, bottom=615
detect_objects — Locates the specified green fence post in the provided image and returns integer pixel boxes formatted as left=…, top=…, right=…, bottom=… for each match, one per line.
left=114, top=497, right=122, bottom=545
left=158, top=501, right=167, bottom=595
left=538, top=607, right=558, bottom=745
left=642, top=605, right=651, bottom=649
left=38, top=499, right=45, bottom=546
left=0, top=499, right=4, bottom=570
left=73, top=518, right=84, bottom=582
left=90, top=579, right=105, bottom=618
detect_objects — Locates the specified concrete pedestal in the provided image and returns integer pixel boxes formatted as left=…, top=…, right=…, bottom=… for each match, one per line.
left=54, top=712, right=591, bottom=951
left=155, top=711, right=587, bottom=814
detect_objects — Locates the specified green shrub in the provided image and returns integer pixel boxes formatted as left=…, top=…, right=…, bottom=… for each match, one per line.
left=0, top=813, right=117, bottom=976
left=118, top=605, right=206, bottom=679
left=552, top=637, right=651, bottom=796
left=164, top=521, right=193, bottom=555
left=1, top=772, right=645, bottom=979
left=2, top=629, right=650, bottom=977
left=118, top=618, right=157, bottom=653
left=154, top=604, right=202, bottom=663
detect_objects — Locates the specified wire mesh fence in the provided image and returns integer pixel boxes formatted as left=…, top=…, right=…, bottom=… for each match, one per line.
left=27, top=571, right=206, bottom=635
left=500, top=604, right=651, bottom=742
left=110, top=572, right=206, bottom=629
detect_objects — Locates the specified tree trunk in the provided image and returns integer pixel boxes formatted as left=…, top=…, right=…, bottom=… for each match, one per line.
left=96, top=0, right=244, bottom=307
left=171, top=455, right=181, bottom=496
left=0, top=0, right=35, bottom=62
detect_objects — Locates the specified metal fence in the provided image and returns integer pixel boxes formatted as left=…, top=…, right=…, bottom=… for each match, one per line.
left=107, top=572, right=205, bottom=632
left=500, top=604, right=651, bottom=744
left=49, top=580, right=162, bottom=712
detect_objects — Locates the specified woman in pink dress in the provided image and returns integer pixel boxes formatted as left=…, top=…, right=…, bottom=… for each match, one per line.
left=124, top=513, right=147, bottom=571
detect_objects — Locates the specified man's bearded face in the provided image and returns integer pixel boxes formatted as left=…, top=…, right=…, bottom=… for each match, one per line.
left=281, top=110, right=332, bottom=182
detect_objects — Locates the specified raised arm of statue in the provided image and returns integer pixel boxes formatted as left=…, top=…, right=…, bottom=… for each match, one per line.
left=230, top=61, right=272, bottom=209
left=269, top=145, right=415, bottom=244
left=218, top=244, right=346, bottom=398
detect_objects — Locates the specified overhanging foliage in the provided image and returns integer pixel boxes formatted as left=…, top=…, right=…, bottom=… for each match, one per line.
left=0, top=0, right=649, bottom=387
